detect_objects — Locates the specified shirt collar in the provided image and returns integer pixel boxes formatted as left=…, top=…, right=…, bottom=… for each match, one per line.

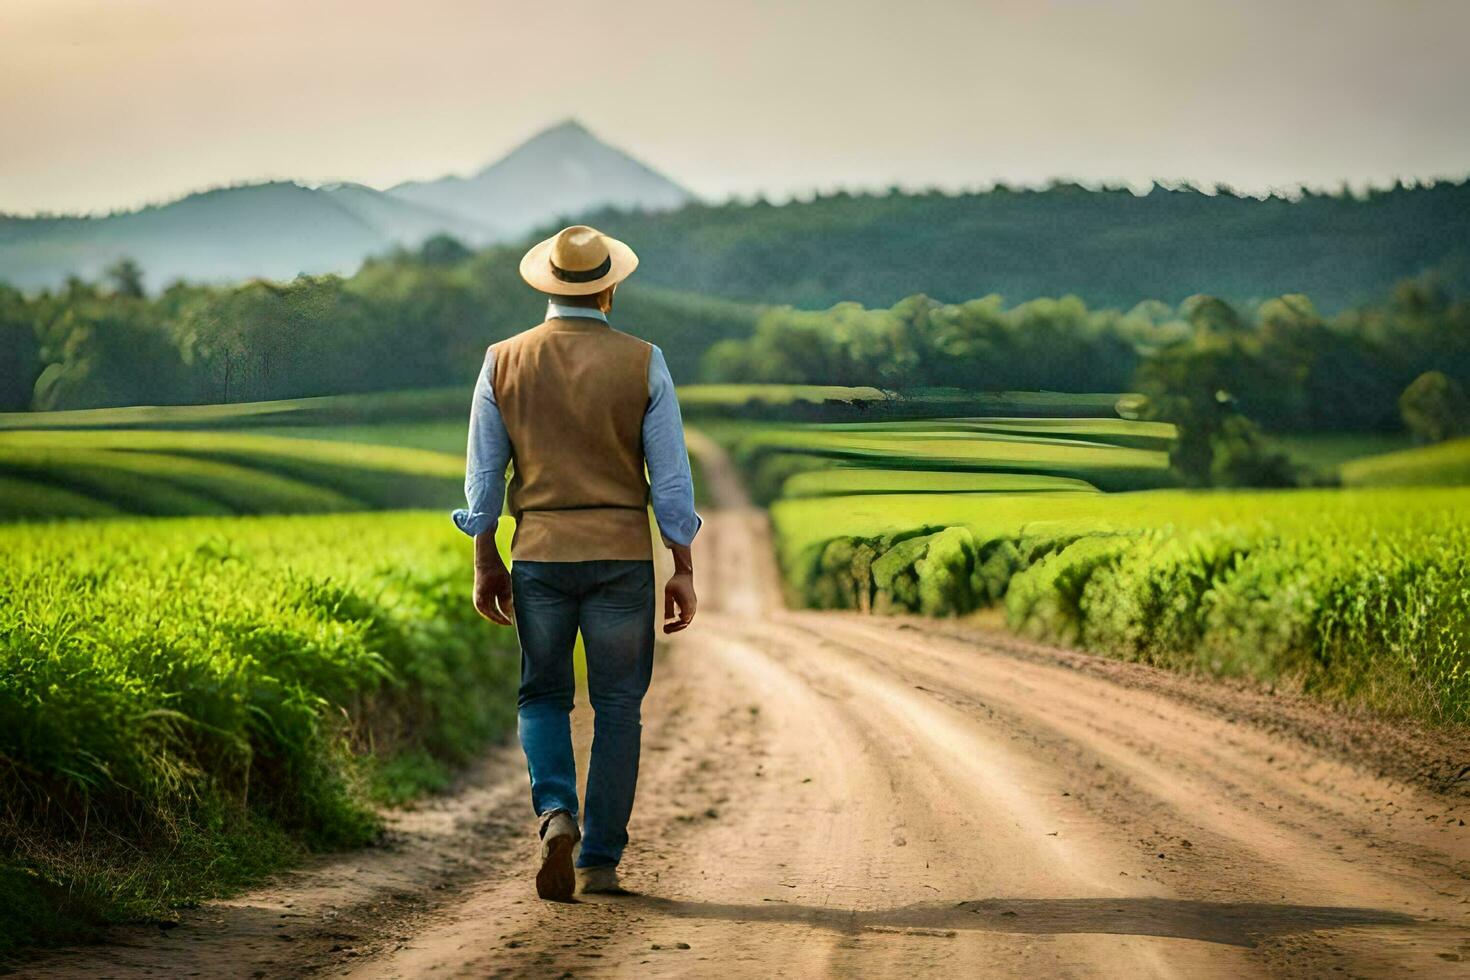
left=546, top=300, right=608, bottom=324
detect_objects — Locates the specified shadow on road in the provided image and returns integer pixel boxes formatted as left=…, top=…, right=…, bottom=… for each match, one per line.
left=595, top=895, right=1420, bottom=948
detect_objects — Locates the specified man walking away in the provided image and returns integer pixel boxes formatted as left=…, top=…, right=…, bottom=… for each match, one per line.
left=452, top=225, right=701, bottom=901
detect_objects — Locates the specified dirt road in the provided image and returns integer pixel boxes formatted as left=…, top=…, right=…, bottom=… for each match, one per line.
left=24, top=441, right=1470, bottom=978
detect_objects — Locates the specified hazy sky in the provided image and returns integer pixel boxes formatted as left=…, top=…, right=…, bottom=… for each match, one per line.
left=3, top=0, right=1468, bottom=215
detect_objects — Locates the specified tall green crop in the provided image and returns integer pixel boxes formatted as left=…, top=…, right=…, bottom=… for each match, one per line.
left=0, top=511, right=516, bottom=952
left=774, top=488, right=1470, bottom=724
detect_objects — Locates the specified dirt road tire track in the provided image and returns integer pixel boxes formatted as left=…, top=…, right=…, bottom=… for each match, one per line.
left=18, top=436, right=1470, bottom=978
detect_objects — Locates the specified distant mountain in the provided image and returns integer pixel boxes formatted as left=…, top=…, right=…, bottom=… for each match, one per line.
left=0, top=120, right=693, bottom=291
left=389, top=119, right=693, bottom=238
left=0, top=181, right=494, bottom=291
left=319, top=182, right=499, bottom=246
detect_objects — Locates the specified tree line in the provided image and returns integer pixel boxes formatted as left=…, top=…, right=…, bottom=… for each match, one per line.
left=703, top=273, right=1470, bottom=484
left=585, top=178, right=1470, bottom=312
left=0, top=239, right=759, bottom=413
left=4, top=233, right=1468, bottom=487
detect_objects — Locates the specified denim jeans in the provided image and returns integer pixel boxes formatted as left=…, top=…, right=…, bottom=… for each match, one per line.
left=511, top=559, right=655, bottom=869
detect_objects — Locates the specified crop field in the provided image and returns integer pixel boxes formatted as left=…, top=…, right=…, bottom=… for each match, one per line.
left=678, top=385, right=1130, bottom=422
left=0, top=512, right=518, bottom=954
left=718, top=416, right=1176, bottom=504
left=772, top=486, right=1470, bottom=724
left=254, top=419, right=472, bottom=454
left=0, top=429, right=465, bottom=520
left=0, top=387, right=471, bottom=432
left=781, top=469, right=1100, bottom=498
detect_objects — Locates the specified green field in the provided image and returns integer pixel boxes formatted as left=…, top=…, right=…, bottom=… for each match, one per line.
left=678, top=385, right=1132, bottom=422
left=724, top=417, right=1176, bottom=504
left=1269, top=432, right=1416, bottom=475
left=0, top=387, right=471, bottom=432
left=0, top=512, right=518, bottom=955
left=773, top=487, right=1470, bottom=724
left=253, top=419, right=471, bottom=454
left=1340, top=436, right=1470, bottom=487
left=782, top=469, right=1100, bottom=498
left=0, top=429, right=465, bottom=520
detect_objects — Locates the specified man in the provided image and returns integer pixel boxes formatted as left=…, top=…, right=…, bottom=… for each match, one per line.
left=452, top=224, right=701, bottom=902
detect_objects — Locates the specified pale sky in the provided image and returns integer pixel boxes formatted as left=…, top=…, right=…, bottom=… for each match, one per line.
left=2, top=0, right=1468, bottom=216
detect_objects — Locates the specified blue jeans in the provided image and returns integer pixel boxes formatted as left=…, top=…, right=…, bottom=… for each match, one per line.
left=511, top=559, right=655, bottom=869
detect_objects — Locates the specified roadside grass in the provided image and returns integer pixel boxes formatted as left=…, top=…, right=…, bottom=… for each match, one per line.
left=772, top=487, right=1470, bottom=725
left=1340, top=437, right=1470, bottom=486
left=0, top=512, right=519, bottom=959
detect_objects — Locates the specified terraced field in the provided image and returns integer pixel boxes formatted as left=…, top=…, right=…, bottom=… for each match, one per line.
left=0, top=429, right=463, bottom=520
left=718, top=415, right=1176, bottom=505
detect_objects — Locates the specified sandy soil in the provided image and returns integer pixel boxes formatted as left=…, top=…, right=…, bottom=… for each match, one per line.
left=20, top=437, right=1470, bottom=979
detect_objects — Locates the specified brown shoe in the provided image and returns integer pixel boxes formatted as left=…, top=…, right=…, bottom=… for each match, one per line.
left=536, top=810, right=580, bottom=901
left=576, top=865, right=626, bottom=895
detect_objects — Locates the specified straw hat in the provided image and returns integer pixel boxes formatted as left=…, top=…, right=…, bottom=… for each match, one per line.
left=519, top=224, right=638, bottom=296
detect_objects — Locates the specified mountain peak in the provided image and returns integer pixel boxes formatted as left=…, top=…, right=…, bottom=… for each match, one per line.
left=391, top=119, right=694, bottom=237
left=485, top=118, right=607, bottom=170
left=543, top=118, right=592, bottom=138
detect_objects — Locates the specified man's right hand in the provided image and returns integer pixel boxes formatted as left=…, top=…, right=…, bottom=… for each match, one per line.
left=472, top=528, right=515, bottom=626
left=474, top=566, right=515, bottom=626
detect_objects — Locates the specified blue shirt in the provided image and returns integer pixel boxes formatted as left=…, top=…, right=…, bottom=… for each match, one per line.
left=451, top=301, right=703, bottom=548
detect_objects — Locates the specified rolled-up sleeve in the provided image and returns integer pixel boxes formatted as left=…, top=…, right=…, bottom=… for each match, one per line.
left=451, top=348, right=511, bottom=537
left=644, top=345, right=702, bottom=548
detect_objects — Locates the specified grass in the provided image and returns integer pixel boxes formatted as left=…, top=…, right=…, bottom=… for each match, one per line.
left=1340, top=437, right=1470, bottom=486
left=0, top=511, right=519, bottom=958
left=772, top=486, right=1470, bottom=725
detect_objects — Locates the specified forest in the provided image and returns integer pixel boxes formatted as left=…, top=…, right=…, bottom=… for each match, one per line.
left=586, top=178, right=1470, bottom=310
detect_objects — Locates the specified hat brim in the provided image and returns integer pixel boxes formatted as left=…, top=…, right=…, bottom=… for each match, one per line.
left=519, top=233, right=639, bottom=296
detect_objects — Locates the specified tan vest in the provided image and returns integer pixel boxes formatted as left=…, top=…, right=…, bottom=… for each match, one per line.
left=492, top=317, right=653, bottom=562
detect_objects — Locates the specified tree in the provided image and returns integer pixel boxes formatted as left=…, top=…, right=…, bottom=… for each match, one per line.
left=1134, top=333, right=1297, bottom=488
left=1400, top=371, right=1469, bottom=443
left=105, top=258, right=146, bottom=298
left=418, top=234, right=473, bottom=267
left=0, top=287, right=41, bottom=411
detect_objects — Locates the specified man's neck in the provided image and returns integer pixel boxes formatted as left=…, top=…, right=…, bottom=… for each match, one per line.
left=546, top=299, right=608, bottom=323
